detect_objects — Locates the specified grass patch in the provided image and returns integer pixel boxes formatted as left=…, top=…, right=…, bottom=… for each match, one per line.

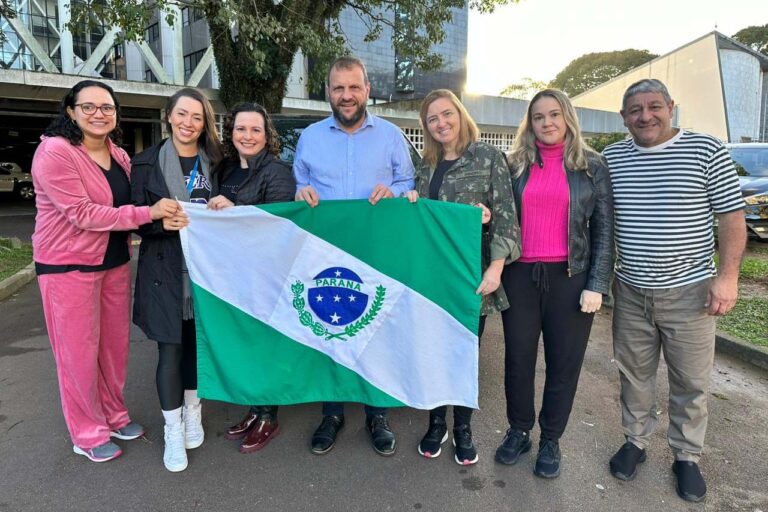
left=0, top=239, right=33, bottom=281
left=740, top=257, right=768, bottom=281
left=718, top=297, right=768, bottom=347
left=714, top=255, right=768, bottom=281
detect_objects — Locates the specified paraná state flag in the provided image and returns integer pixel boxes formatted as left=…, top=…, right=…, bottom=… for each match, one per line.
left=179, top=198, right=481, bottom=409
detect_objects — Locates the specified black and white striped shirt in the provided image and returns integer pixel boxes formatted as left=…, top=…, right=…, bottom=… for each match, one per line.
left=603, top=130, right=744, bottom=289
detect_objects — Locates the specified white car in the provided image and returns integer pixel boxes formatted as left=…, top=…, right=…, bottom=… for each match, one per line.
left=0, top=162, right=35, bottom=200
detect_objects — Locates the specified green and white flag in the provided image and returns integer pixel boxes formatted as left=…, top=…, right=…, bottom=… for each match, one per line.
left=179, top=199, right=481, bottom=409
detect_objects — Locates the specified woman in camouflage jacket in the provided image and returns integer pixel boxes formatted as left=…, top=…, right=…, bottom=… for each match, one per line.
left=406, top=89, right=521, bottom=465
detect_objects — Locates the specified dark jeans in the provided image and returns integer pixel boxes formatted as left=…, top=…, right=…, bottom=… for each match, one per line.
left=429, top=315, right=487, bottom=426
left=156, top=319, right=197, bottom=411
left=322, top=402, right=386, bottom=418
left=501, top=262, right=594, bottom=440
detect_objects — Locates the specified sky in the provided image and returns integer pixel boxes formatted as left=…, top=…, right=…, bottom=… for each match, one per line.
left=466, top=0, right=767, bottom=96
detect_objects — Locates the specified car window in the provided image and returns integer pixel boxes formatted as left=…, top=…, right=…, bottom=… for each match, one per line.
left=729, top=148, right=768, bottom=177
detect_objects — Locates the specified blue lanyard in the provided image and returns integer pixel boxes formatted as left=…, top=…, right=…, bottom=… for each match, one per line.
left=186, top=156, right=200, bottom=195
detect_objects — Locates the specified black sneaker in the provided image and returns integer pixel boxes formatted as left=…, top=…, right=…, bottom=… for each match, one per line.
left=609, top=442, right=647, bottom=481
left=533, top=438, right=561, bottom=478
left=310, top=415, right=344, bottom=455
left=366, top=414, right=396, bottom=456
left=494, top=428, right=531, bottom=465
left=417, top=416, right=448, bottom=458
left=673, top=461, right=707, bottom=502
left=452, top=424, right=478, bottom=466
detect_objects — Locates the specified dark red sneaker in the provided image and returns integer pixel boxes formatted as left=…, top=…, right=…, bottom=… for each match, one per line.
left=239, top=419, right=280, bottom=453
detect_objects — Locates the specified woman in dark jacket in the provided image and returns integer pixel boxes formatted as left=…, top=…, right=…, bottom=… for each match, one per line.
left=494, top=89, right=614, bottom=479
left=131, top=88, right=223, bottom=472
left=207, top=102, right=296, bottom=453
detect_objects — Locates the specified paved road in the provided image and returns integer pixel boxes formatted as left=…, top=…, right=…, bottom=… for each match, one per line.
left=0, top=197, right=35, bottom=242
left=0, top=267, right=767, bottom=512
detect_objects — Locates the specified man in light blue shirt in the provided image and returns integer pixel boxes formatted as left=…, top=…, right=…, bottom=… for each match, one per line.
left=293, top=56, right=415, bottom=457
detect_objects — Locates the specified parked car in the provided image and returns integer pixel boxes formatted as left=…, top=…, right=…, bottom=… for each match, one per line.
left=0, top=162, right=35, bottom=200
left=271, top=114, right=421, bottom=166
left=726, top=143, right=768, bottom=241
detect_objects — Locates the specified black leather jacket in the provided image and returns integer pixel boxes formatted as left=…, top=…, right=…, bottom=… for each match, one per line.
left=512, top=154, right=614, bottom=294
left=210, top=150, right=295, bottom=206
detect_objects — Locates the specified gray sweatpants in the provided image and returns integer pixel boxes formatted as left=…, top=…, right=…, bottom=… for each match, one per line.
left=612, top=278, right=715, bottom=462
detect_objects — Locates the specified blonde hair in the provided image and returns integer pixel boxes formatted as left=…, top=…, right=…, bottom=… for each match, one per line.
left=419, top=89, right=479, bottom=168
left=508, top=88, right=597, bottom=176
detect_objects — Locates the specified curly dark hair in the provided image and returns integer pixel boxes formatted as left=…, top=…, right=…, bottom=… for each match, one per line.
left=44, top=80, right=123, bottom=146
left=221, top=103, right=280, bottom=159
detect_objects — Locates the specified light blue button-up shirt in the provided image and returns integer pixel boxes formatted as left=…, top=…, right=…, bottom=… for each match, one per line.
left=293, top=114, right=415, bottom=200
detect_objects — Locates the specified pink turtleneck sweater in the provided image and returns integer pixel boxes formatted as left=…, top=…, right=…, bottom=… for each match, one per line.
left=518, top=140, right=569, bottom=263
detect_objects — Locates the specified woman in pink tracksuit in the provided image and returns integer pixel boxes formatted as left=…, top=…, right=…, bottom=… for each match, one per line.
left=32, top=80, right=182, bottom=463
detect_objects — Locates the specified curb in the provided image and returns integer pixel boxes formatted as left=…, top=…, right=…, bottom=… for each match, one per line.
left=0, top=262, right=35, bottom=302
left=715, top=331, right=768, bottom=372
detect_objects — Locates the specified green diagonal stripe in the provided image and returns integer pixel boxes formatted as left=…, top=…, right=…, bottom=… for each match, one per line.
left=193, top=284, right=405, bottom=407
left=258, top=198, right=481, bottom=334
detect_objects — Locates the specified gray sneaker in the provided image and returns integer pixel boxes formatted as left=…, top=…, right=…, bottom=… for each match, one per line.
left=73, top=441, right=122, bottom=462
left=110, top=421, right=145, bottom=440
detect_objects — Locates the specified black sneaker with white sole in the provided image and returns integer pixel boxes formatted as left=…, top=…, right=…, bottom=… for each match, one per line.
left=453, top=424, right=478, bottom=465
left=418, top=416, right=448, bottom=458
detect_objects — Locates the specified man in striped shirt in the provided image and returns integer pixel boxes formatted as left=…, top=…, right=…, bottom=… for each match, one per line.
left=603, top=79, right=746, bottom=503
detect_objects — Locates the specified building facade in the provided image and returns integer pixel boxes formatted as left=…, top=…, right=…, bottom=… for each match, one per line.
left=0, top=1, right=625, bottom=168
left=572, top=32, right=768, bottom=143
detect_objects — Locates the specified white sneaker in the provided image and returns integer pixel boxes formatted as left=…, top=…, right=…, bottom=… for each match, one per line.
left=183, top=403, right=204, bottom=449
left=163, top=422, right=188, bottom=472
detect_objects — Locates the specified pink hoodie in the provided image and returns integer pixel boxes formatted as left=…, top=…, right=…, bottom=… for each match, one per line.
left=31, top=136, right=152, bottom=266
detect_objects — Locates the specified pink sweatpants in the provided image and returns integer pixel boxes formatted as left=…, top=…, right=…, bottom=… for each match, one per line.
left=38, top=263, right=132, bottom=449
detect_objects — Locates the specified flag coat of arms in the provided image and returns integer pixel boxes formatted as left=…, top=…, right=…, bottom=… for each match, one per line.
left=179, top=199, right=481, bottom=409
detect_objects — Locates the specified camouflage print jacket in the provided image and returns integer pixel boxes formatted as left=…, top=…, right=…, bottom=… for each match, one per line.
left=415, top=141, right=521, bottom=315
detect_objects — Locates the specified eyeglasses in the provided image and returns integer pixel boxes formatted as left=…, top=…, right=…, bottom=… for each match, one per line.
left=74, top=103, right=117, bottom=116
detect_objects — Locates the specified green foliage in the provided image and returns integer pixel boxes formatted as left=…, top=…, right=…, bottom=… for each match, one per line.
left=587, top=132, right=628, bottom=153
left=550, top=49, right=658, bottom=96
left=0, top=0, right=15, bottom=43
left=740, top=257, right=768, bottom=281
left=68, top=0, right=519, bottom=110
left=717, top=297, right=768, bottom=347
left=499, top=77, right=549, bottom=100
left=714, top=255, right=768, bottom=281
left=732, top=24, right=768, bottom=55
left=0, top=240, right=32, bottom=282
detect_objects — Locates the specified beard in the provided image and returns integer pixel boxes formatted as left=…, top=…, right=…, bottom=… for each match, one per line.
left=331, top=100, right=367, bottom=128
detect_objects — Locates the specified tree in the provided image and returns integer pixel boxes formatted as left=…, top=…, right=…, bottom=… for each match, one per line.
left=69, top=0, right=517, bottom=111
left=550, top=49, right=658, bottom=97
left=499, top=77, right=548, bottom=100
left=733, top=24, right=768, bottom=55
left=586, top=132, right=627, bottom=153
left=0, top=0, right=15, bottom=43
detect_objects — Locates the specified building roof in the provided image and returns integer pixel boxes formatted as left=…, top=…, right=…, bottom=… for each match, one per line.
left=573, top=31, right=768, bottom=101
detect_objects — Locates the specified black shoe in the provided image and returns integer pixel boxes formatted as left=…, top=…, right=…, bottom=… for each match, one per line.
left=366, top=414, right=396, bottom=456
left=452, top=424, right=478, bottom=466
left=533, top=438, right=561, bottom=478
left=673, top=461, right=707, bottom=502
left=494, top=428, right=532, bottom=465
left=310, top=415, right=344, bottom=455
left=417, top=416, right=448, bottom=458
left=609, top=442, right=647, bottom=481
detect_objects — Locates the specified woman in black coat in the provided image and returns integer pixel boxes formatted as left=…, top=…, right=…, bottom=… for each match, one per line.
left=207, top=102, right=296, bottom=454
left=131, top=88, right=223, bottom=472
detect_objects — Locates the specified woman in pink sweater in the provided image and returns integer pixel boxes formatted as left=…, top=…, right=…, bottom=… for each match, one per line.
left=32, top=80, right=181, bottom=463
left=494, top=89, right=614, bottom=478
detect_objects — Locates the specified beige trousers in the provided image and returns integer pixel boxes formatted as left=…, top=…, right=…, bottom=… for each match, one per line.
left=612, top=278, right=715, bottom=462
